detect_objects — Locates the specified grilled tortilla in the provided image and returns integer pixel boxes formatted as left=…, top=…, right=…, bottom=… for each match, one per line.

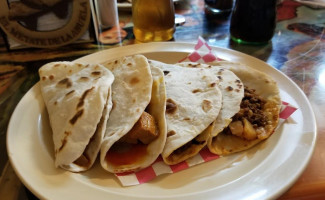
left=100, top=55, right=167, bottom=173
left=206, top=61, right=281, bottom=155
left=176, top=62, right=244, bottom=139
left=39, top=62, right=114, bottom=172
left=150, top=60, right=222, bottom=165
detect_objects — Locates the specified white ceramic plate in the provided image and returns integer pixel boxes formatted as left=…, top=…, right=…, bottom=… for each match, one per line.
left=7, top=42, right=317, bottom=200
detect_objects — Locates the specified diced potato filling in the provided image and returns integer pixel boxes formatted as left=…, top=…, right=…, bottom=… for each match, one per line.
left=120, top=111, right=158, bottom=144
left=229, top=120, right=244, bottom=137
left=242, top=118, right=257, bottom=140
left=227, top=87, right=272, bottom=141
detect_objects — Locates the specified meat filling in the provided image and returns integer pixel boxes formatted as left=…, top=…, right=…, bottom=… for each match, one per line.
left=227, top=87, right=269, bottom=140
left=173, top=136, right=205, bottom=156
left=120, top=111, right=158, bottom=144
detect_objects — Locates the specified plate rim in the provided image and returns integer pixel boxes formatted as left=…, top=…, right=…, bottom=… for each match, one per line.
left=6, top=42, right=317, bottom=200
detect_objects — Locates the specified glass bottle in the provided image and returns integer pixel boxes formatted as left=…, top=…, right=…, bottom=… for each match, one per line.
left=230, top=0, right=277, bottom=45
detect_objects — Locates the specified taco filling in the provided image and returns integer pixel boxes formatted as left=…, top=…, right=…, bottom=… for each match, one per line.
left=203, top=61, right=281, bottom=156
left=209, top=84, right=280, bottom=155
left=225, top=86, right=275, bottom=141
left=105, top=111, right=159, bottom=166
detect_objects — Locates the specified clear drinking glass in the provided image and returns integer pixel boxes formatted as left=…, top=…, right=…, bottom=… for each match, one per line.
left=132, top=0, right=175, bottom=42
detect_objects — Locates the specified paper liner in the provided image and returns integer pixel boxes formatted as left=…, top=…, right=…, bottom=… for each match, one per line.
left=178, top=36, right=222, bottom=63
left=114, top=37, right=298, bottom=186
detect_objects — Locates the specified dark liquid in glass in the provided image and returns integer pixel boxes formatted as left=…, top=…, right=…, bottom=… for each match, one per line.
left=204, top=0, right=233, bottom=17
left=230, top=0, right=277, bottom=44
left=205, top=0, right=233, bottom=10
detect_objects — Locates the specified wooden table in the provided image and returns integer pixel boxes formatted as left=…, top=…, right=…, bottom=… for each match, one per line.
left=0, top=0, right=324, bottom=199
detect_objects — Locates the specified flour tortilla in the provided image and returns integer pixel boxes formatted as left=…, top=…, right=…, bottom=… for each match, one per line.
left=39, top=62, right=114, bottom=172
left=176, top=62, right=244, bottom=138
left=206, top=61, right=281, bottom=155
left=100, top=55, right=167, bottom=173
left=150, top=60, right=222, bottom=165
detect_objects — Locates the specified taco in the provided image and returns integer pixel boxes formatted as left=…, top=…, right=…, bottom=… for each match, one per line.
left=100, top=55, right=167, bottom=173
left=205, top=61, right=281, bottom=155
left=176, top=62, right=245, bottom=140
left=39, top=62, right=114, bottom=172
left=149, top=60, right=223, bottom=165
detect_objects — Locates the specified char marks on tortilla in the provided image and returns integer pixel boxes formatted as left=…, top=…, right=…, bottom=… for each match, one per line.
left=149, top=60, right=223, bottom=165
left=39, top=62, right=114, bottom=172
left=100, top=55, right=167, bottom=173
left=177, top=62, right=244, bottom=138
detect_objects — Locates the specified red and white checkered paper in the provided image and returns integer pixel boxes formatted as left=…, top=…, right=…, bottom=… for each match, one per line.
left=179, top=36, right=222, bottom=63
left=115, top=37, right=298, bottom=186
